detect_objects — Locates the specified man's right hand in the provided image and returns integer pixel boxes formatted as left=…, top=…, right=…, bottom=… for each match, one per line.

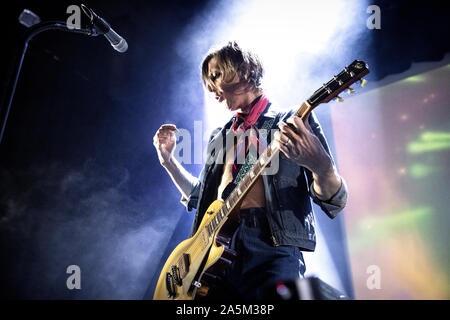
left=153, top=124, right=178, bottom=167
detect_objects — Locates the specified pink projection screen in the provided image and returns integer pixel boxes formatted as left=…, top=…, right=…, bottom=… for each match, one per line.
left=331, top=60, right=450, bottom=299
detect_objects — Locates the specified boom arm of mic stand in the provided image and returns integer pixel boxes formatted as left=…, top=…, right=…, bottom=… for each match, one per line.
left=0, top=21, right=99, bottom=147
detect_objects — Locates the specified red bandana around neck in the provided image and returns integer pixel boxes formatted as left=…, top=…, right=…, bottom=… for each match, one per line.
left=230, top=94, right=270, bottom=179
left=231, top=94, right=270, bottom=133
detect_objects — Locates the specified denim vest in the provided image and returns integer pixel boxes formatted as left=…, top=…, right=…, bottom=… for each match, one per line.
left=181, top=106, right=346, bottom=252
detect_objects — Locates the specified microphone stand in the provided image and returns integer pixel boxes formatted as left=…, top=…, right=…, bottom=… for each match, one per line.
left=0, top=20, right=100, bottom=146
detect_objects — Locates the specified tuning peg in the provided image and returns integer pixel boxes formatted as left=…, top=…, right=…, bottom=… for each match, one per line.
left=335, top=96, right=344, bottom=102
left=347, top=87, right=356, bottom=94
left=360, top=79, right=367, bottom=87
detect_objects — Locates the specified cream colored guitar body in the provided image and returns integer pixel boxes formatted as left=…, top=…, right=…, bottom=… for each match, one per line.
left=153, top=200, right=237, bottom=300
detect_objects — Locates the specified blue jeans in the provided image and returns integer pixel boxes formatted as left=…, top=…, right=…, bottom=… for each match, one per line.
left=204, top=207, right=306, bottom=300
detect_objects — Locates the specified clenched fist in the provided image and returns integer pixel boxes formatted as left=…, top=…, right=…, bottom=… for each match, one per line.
left=153, top=124, right=178, bottom=167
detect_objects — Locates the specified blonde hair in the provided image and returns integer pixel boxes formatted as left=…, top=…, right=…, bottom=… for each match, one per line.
left=201, top=41, right=264, bottom=92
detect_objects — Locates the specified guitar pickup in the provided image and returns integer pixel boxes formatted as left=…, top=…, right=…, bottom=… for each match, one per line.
left=178, top=253, right=190, bottom=279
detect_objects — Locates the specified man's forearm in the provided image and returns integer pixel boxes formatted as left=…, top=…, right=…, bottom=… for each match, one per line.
left=311, top=159, right=343, bottom=201
left=162, top=157, right=198, bottom=199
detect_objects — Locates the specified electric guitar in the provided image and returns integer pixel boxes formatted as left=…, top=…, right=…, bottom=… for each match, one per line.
left=153, top=60, right=370, bottom=300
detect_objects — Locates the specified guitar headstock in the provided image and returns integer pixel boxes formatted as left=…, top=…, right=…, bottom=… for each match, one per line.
left=307, top=60, right=370, bottom=107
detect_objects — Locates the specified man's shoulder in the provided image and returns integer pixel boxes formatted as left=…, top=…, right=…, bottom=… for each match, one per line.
left=267, top=104, right=321, bottom=126
left=263, top=104, right=291, bottom=124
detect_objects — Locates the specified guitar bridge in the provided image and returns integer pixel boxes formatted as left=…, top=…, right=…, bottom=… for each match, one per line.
left=171, top=265, right=182, bottom=286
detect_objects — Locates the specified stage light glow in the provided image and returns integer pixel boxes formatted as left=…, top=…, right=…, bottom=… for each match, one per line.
left=359, top=207, right=432, bottom=232
left=348, top=207, right=433, bottom=253
left=409, top=163, right=434, bottom=178
left=190, top=0, right=370, bottom=134
left=407, top=131, right=450, bottom=154
left=421, top=131, right=450, bottom=141
left=403, top=75, right=425, bottom=83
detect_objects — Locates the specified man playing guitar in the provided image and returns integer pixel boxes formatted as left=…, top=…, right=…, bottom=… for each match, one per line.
left=153, top=41, right=348, bottom=300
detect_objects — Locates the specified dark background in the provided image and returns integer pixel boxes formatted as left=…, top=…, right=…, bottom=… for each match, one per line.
left=0, top=0, right=448, bottom=299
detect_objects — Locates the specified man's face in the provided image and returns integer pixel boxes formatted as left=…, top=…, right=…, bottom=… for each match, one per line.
left=207, top=57, right=252, bottom=113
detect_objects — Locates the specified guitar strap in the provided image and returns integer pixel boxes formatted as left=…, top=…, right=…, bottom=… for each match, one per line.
left=220, top=109, right=280, bottom=201
left=232, top=116, right=275, bottom=184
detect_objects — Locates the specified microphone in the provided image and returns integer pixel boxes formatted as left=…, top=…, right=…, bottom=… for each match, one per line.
left=80, top=4, right=128, bottom=53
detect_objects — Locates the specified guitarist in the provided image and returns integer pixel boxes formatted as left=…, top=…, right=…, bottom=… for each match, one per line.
left=153, top=41, right=348, bottom=300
